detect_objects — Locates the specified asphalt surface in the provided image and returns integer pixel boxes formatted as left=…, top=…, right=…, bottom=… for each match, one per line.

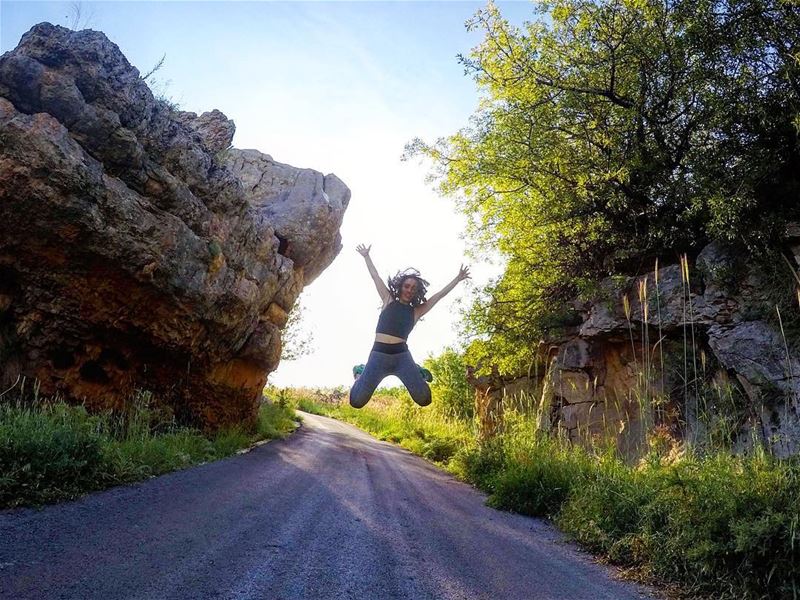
left=0, top=411, right=657, bottom=600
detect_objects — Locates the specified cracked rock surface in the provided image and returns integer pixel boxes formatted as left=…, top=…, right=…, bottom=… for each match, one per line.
left=0, top=23, right=349, bottom=428
left=551, top=241, right=800, bottom=456
left=477, top=241, right=800, bottom=457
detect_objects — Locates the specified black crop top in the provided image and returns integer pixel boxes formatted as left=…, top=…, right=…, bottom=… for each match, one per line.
left=375, top=300, right=415, bottom=339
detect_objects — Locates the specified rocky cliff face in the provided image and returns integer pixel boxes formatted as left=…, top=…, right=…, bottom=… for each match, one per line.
left=476, top=240, right=800, bottom=458
left=0, top=23, right=349, bottom=428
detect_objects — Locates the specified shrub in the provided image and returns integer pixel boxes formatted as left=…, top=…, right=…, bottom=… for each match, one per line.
left=0, top=402, right=107, bottom=506
left=557, top=458, right=657, bottom=562
left=424, top=348, right=473, bottom=421
left=0, top=396, right=297, bottom=508
left=488, top=440, right=591, bottom=517
left=449, top=439, right=506, bottom=492
left=420, top=436, right=461, bottom=463
left=640, top=455, right=800, bottom=597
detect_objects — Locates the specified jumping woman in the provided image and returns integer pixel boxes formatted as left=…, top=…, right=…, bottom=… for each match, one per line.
left=350, top=243, right=470, bottom=408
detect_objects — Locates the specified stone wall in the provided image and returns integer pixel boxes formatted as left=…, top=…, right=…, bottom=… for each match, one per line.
left=474, top=239, right=800, bottom=458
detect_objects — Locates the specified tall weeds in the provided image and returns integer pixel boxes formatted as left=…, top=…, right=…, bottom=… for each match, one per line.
left=655, top=259, right=666, bottom=399
left=0, top=392, right=297, bottom=509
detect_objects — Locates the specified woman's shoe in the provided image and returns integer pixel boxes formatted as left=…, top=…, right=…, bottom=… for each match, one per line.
left=419, top=366, right=433, bottom=383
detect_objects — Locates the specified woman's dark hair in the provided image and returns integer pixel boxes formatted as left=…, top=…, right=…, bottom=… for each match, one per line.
left=387, top=268, right=429, bottom=306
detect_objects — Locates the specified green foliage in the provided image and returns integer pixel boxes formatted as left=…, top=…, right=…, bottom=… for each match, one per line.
left=374, top=385, right=413, bottom=402
left=0, top=402, right=106, bottom=506
left=107, top=429, right=216, bottom=483
left=419, top=435, right=463, bottom=463
left=696, top=245, right=745, bottom=295
left=488, top=444, right=589, bottom=517
left=296, top=396, right=327, bottom=415
left=280, top=297, right=315, bottom=361
left=0, top=396, right=297, bottom=508
left=752, top=249, right=800, bottom=352
left=408, top=0, right=800, bottom=372
left=256, top=401, right=297, bottom=439
left=424, top=347, right=474, bottom=421
left=449, top=439, right=506, bottom=491
left=636, top=455, right=800, bottom=597
left=557, top=458, right=657, bottom=560
left=291, top=389, right=473, bottom=466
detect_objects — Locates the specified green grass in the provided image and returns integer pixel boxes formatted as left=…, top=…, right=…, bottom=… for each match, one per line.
left=287, top=387, right=800, bottom=599
left=0, top=394, right=297, bottom=509
left=286, top=386, right=472, bottom=465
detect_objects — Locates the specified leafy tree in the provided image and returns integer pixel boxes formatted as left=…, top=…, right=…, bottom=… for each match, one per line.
left=280, top=298, right=314, bottom=361
left=424, top=348, right=474, bottom=421
left=407, top=0, right=800, bottom=374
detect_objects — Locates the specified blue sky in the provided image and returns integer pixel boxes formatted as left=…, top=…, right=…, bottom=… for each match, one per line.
left=1, top=1, right=534, bottom=388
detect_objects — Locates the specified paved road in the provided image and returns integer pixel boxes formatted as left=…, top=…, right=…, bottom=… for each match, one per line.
left=0, top=412, right=656, bottom=599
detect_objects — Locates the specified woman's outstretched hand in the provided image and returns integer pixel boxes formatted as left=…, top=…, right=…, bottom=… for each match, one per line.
left=356, top=243, right=371, bottom=257
left=415, top=264, right=471, bottom=319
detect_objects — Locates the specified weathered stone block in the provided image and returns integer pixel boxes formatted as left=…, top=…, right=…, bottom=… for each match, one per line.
left=552, top=370, right=592, bottom=404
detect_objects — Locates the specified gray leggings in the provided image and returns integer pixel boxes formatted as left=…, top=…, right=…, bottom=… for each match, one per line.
left=349, top=350, right=432, bottom=408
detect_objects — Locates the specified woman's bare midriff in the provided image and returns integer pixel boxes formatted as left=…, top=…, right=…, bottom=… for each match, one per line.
left=374, top=333, right=406, bottom=344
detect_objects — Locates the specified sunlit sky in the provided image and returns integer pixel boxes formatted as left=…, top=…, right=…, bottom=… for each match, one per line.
left=1, top=1, right=532, bottom=388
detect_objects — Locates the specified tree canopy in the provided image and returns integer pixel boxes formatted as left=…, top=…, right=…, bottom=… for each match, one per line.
left=407, top=0, right=800, bottom=374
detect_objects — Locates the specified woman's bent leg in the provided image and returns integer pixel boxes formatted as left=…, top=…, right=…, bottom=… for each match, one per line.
left=395, top=352, right=432, bottom=407
left=349, top=352, right=390, bottom=408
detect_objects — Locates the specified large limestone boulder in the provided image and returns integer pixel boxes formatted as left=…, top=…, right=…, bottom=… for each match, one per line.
left=224, top=148, right=348, bottom=284
left=0, top=23, right=349, bottom=428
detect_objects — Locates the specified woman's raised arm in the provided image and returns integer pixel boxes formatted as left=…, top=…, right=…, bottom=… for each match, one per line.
left=414, top=265, right=470, bottom=320
left=356, top=244, right=391, bottom=304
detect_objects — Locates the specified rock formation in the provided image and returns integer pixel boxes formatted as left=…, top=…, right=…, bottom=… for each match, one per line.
left=476, top=239, right=800, bottom=458
left=0, top=23, right=349, bottom=428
